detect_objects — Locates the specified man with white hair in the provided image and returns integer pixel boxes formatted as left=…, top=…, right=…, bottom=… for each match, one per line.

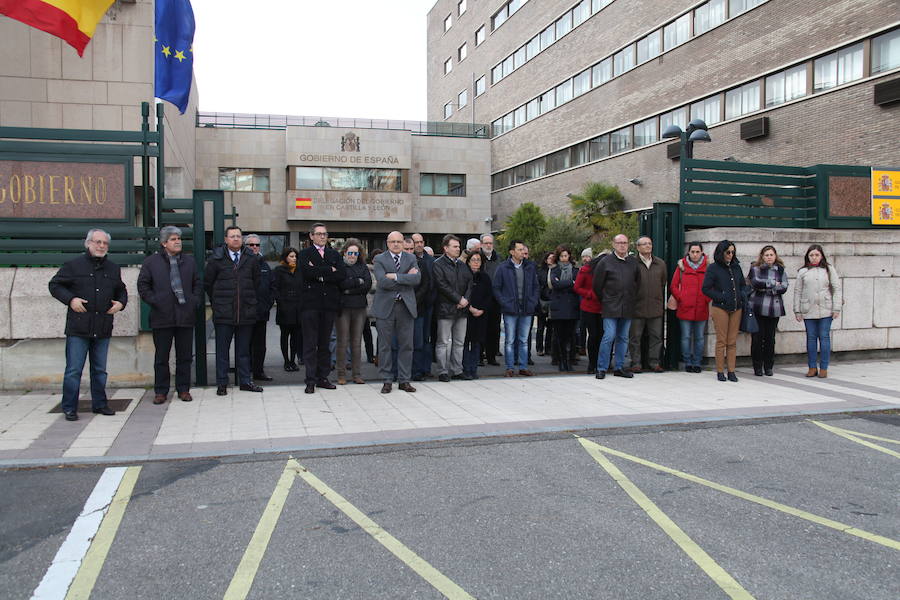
left=49, top=229, right=128, bottom=421
left=480, top=233, right=502, bottom=366
left=465, top=237, right=481, bottom=259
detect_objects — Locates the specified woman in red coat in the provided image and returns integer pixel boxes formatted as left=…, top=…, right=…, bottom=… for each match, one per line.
left=574, top=252, right=603, bottom=374
left=670, top=243, right=711, bottom=373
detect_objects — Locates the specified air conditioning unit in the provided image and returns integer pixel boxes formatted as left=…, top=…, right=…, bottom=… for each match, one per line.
left=874, top=78, right=900, bottom=106
left=666, top=142, right=681, bottom=160
left=740, top=117, right=769, bottom=140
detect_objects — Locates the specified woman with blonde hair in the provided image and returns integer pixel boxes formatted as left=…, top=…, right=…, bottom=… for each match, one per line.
left=793, top=244, right=842, bottom=378
left=748, top=245, right=788, bottom=376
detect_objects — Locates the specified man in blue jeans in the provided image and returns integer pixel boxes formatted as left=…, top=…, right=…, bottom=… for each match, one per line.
left=592, top=234, right=641, bottom=379
left=49, top=229, right=128, bottom=421
left=492, top=240, right=540, bottom=377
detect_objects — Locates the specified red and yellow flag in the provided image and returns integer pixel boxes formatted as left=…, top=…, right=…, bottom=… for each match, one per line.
left=295, top=198, right=312, bottom=210
left=0, top=0, right=115, bottom=56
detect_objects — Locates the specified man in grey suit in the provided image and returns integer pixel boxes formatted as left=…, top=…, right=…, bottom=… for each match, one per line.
left=373, top=231, right=421, bottom=393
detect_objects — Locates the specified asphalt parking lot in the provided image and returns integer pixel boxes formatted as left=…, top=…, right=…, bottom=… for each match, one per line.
left=2, top=413, right=898, bottom=599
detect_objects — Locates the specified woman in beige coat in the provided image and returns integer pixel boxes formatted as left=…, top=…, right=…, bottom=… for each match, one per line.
left=793, top=244, right=842, bottom=378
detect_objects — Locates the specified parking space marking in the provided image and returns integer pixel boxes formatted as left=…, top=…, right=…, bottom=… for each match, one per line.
left=809, top=420, right=900, bottom=459
left=30, top=466, right=141, bottom=600
left=224, top=460, right=298, bottom=600
left=578, top=437, right=755, bottom=600
left=292, top=458, right=477, bottom=600
left=576, top=437, right=900, bottom=552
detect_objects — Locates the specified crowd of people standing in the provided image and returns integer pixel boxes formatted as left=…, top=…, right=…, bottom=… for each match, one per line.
left=48, top=224, right=844, bottom=419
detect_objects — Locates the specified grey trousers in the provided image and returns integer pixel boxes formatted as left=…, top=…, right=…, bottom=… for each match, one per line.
left=376, top=301, right=415, bottom=384
left=628, top=316, right=663, bottom=368
left=436, top=316, right=467, bottom=376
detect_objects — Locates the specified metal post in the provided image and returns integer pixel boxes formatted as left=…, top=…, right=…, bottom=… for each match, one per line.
left=140, top=102, right=151, bottom=258
left=155, top=103, right=165, bottom=228
left=192, top=190, right=208, bottom=386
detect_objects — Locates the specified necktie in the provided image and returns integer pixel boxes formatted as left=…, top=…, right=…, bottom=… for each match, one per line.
left=318, top=246, right=324, bottom=258
left=232, top=251, right=239, bottom=265
left=393, top=254, right=401, bottom=300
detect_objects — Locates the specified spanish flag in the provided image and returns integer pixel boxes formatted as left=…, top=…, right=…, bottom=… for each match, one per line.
left=295, top=198, right=312, bottom=210
left=0, top=0, right=115, bottom=56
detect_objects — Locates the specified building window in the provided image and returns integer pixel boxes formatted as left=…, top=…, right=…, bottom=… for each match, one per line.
left=502, top=112, right=514, bottom=133
left=729, top=0, right=764, bottom=17
left=526, top=157, right=546, bottom=179
left=526, top=98, right=539, bottom=120
left=573, top=69, right=591, bottom=97
left=872, top=28, right=900, bottom=74
left=492, top=5, right=508, bottom=30
left=589, top=134, right=610, bottom=160
left=513, top=46, right=526, bottom=69
left=458, top=0, right=466, bottom=16
left=613, top=45, right=635, bottom=76
left=540, top=23, right=556, bottom=50
left=444, top=57, right=453, bottom=74
left=637, top=30, right=661, bottom=64
left=294, top=167, right=404, bottom=192
left=492, top=64, right=503, bottom=84
left=725, top=80, right=761, bottom=119
left=691, top=95, right=722, bottom=125
left=421, top=173, right=466, bottom=196
left=814, top=43, right=863, bottom=91
left=574, top=0, right=590, bottom=26
left=571, top=141, right=589, bottom=166
left=502, top=55, right=514, bottom=77
left=444, top=14, right=452, bottom=32
left=592, top=57, right=612, bottom=86
left=219, top=168, right=270, bottom=192
left=660, top=107, right=687, bottom=132
left=610, top=127, right=632, bottom=154
left=458, top=43, right=467, bottom=62
left=547, top=148, right=571, bottom=173
left=514, top=105, right=526, bottom=127
left=765, top=64, right=806, bottom=107
left=634, top=117, right=658, bottom=147
left=556, top=79, right=573, bottom=105
left=475, top=25, right=485, bottom=46
left=492, top=117, right=503, bottom=136
left=591, top=0, right=613, bottom=12
left=664, top=13, right=691, bottom=50
left=539, top=90, right=556, bottom=114
left=526, top=35, right=540, bottom=60
left=458, top=89, right=468, bottom=108
left=555, top=10, right=573, bottom=39
left=694, top=0, right=725, bottom=35
left=475, top=75, right=486, bottom=96
left=444, top=102, right=453, bottom=119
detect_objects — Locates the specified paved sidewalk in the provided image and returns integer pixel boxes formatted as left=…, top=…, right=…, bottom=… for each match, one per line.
left=1, top=360, right=897, bottom=466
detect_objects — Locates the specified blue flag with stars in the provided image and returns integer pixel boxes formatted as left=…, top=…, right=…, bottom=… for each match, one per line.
left=155, top=0, right=195, bottom=114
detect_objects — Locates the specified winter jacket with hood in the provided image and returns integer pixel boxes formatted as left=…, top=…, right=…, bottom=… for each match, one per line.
left=793, top=263, right=842, bottom=320
left=204, top=245, right=260, bottom=325
left=670, top=254, right=711, bottom=322
left=701, top=240, right=748, bottom=312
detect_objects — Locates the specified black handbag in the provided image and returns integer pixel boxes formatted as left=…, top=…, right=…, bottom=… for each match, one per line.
left=740, top=296, right=759, bottom=334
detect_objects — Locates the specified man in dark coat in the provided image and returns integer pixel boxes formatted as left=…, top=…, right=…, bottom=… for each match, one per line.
left=492, top=239, right=540, bottom=377
left=480, top=234, right=502, bottom=366
left=411, top=233, right=436, bottom=381
left=138, top=226, right=201, bottom=404
left=592, top=234, right=641, bottom=379
left=245, top=234, right=275, bottom=382
left=204, top=225, right=263, bottom=395
left=432, top=234, right=473, bottom=382
left=299, top=222, right=347, bottom=394
left=628, top=236, right=668, bottom=373
left=49, top=228, right=127, bottom=421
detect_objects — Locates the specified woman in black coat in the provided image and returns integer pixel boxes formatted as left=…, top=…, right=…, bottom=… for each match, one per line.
left=549, top=245, right=581, bottom=372
left=273, top=247, right=303, bottom=371
left=462, top=251, right=492, bottom=379
left=702, top=239, right=749, bottom=382
left=335, top=239, right=372, bottom=385
left=536, top=251, right=556, bottom=359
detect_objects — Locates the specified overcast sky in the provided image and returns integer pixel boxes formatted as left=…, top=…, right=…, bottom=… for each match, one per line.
left=190, top=0, right=433, bottom=121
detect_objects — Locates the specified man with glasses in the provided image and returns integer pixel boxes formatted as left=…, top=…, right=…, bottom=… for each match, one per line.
left=49, top=229, right=127, bottom=421
left=593, top=234, right=641, bottom=379
left=299, top=223, right=346, bottom=394
left=628, top=236, right=668, bottom=373
left=245, top=234, right=276, bottom=383
left=204, top=226, right=263, bottom=395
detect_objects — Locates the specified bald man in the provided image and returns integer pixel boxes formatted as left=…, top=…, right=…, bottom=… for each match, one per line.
left=372, top=231, right=420, bottom=393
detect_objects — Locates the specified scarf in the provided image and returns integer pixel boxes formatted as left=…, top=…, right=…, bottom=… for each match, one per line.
left=168, top=253, right=186, bottom=305
left=558, top=262, right=574, bottom=282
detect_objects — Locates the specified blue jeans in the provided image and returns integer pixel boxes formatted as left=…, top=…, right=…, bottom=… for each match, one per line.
left=804, top=317, right=833, bottom=369
left=462, top=341, right=481, bottom=376
left=680, top=319, right=706, bottom=367
left=502, top=313, right=531, bottom=370
left=597, top=317, right=631, bottom=372
left=62, top=335, right=111, bottom=413
left=412, top=308, right=433, bottom=378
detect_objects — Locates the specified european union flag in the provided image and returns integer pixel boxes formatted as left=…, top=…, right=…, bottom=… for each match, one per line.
left=155, top=0, right=195, bottom=114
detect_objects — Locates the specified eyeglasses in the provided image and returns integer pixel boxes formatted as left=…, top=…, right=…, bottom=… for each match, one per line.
left=246, top=243, right=260, bottom=247
left=312, top=231, right=328, bottom=236
left=346, top=251, right=359, bottom=256
left=725, top=250, right=735, bottom=255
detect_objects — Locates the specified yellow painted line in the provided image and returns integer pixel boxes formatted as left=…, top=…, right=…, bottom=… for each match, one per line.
left=576, top=436, right=900, bottom=552
left=809, top=420, right=900, bottom=459
left=293, top=459, right=477, bottom=600
left=577, top=438, right=755, bottom=599
left=223, top=460, right=299, bottom=600
left=65, top=465, right=142, bottom=600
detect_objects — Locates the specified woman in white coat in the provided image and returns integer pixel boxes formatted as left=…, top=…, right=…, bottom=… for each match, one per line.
left=793, top=244, right=842, bottom=378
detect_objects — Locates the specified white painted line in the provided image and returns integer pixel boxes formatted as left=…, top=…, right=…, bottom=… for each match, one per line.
left=30, top=467, right=127, bottom=600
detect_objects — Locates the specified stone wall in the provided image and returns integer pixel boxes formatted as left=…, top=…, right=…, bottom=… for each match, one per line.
left=684, top=228, right=900, bottom=361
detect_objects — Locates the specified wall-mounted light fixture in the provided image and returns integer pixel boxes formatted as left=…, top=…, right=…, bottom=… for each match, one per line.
left=628, top=178, right=643, bottom=186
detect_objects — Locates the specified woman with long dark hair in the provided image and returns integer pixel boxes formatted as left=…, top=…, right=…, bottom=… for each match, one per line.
left=702, top=240, right=748, bottom=382
left=670, top=242, right=711, bottom=373
left=461, top=251, right=492, bottom=379
left=793, top=244, right=842, bottom=378
left=549, top=245, right=581, bottom=372
left=336, top=239, right=372, bottom=385
left=748, top=245, right=788, bottom=376
left=536, top=251, right=556, bottom=359
left=273, top=247, right=303, bottom=371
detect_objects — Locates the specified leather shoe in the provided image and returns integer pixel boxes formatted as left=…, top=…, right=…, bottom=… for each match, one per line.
left=353, top=376, right=365, bottom=384
left=178, top=392, right=193, bottom=402
left=817, top=369, right=827, bottom=378
left=727, top=372, right=739, bottom=382
left=381, top=382, right=392, bottom=394
left=764, top=368, right=773, bottom=377
left=628, top=366, right=643, bottom=374
left=317, top=379, right=337, bottom=390
left=412, top=374, right=425, bottom=382
left=239, top=383, right=264, bottom=392
left=595, top=370, right=606, bottom=380
left=652, top=365, right=665, bottom=373
left=217, top=385, right=228, bottom=396
left=504, top=369, right=515, bottom=377
left=450, top=373, right=465, bottom=380
left=253, top=373, right=274, bottom=382
left=64, top=411, right=78, bottom=421
left=304, top=383, right=316, bottom=394
left=518, top=369, right=534, bottom=377
left=153, top=394, right=166, bottom=404
left=438, top=373, right=450, bottom=382
left=399, top=382, right=416, bottom=393
left=612, top=369, right=633, bottom=379
left=92, top=406, right=115, bottom=416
